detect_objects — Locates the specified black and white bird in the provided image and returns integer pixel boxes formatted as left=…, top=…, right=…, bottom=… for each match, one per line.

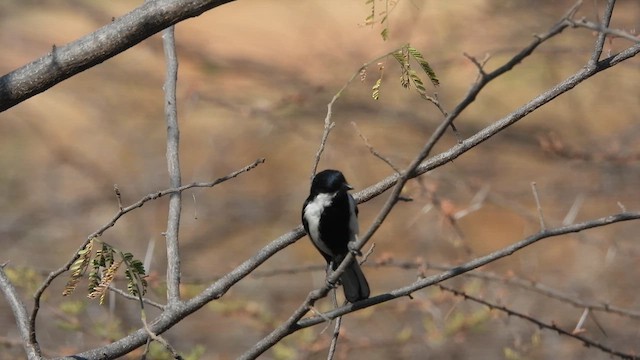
left=302, top=169, right=370, bottom=303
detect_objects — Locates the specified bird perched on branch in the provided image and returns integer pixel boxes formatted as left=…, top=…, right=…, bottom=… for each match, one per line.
left=302, top=169, right=370, bottom=302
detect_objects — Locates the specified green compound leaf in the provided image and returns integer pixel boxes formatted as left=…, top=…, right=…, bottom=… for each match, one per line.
left=407, top=46, right=439, bottom=86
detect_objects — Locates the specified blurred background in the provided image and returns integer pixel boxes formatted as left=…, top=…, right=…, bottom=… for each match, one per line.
left=0, top=0, right=639, bottom=359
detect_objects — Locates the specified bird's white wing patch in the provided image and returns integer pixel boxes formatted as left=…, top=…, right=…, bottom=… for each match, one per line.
left=303, top=192, right=335, bottom=256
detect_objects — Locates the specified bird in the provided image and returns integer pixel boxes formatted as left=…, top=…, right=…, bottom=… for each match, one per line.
left=302, top=169, right=370, bottom=303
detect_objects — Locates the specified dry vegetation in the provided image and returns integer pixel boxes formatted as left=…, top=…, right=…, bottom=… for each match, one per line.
left=0, top=0, right=639, bottom=359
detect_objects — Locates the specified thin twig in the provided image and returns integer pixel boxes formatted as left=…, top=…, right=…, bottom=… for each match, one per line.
left=326, top=290, right=342, bottom=360
left=311, top=45, right=416, bottom=178
left=107, top=285, right=165, bottom=311
left=351, top=121, right=401, bottom=173
left=311, top=116, right=336, bottom=179
left=568, top=17, right=640, bottom=43
left=142, top=312, right=183, bottom=360
left=588, top=0, right=617, bottom=67
left=463, top=52, right=490, bottom=79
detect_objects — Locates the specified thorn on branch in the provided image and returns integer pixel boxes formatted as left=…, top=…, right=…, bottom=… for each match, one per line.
left=360, top=243, right=376, bottom=265
left=617, top=202, right=626, bottom=212
left=530, top=182, right=547, bottom=230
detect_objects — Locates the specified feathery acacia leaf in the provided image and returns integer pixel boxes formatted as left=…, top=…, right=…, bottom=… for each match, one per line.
left=407, top=46, right=439, bottom=86
left=88, top=260, right=123, bottom=304
left=63, top=239, right=94, bottom=296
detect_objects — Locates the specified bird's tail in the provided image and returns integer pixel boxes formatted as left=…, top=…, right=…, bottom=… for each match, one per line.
left=340, top=260, right=370, bottom=303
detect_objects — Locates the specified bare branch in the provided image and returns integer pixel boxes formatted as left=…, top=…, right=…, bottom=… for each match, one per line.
left=249, top=258, right=640, bottom=321
left=326, top=290, right=342, bottom=360
left=457, top=266, right=640, bottom=321
left=439, top=286, right=637, bottom=360
left=142, top=311, right=183, bottom=360
left=311, top=45, right=415, bottom=177
left=311, top=115, right=336, bottom=179
left=569, top=18, right=640, bottom=44
left=351, top=121, right=401, bottom=173
left=588, top=0, right=617, bottom=66
left=0, top=0, right=236, bottom=112
left=162, top=25, right=182, bottom=305
left=463, top=52, right=490, bottom=79
left=107, top=285, right=165, bottom=311
left=0, top=264, right=41, bottom=359
left=294, top=211, right=640, bottom=329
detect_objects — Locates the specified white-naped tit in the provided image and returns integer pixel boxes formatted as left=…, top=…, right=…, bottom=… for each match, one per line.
left=302, top=169, right=370, bottom=303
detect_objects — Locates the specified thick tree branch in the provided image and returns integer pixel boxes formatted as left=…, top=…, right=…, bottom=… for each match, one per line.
left=0, top=0, right=235, bottom=113
left=162, top=25, right=182, bottom=305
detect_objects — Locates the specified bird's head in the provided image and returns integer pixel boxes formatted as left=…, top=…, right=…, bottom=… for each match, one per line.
left=311, top=169, right=353, bottom=194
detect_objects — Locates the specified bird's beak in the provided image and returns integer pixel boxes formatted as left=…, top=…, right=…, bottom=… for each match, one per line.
left=344, top=183, right=354, bottom=191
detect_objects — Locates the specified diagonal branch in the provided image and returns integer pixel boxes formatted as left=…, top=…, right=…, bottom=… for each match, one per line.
left=439, top=285, right=637, bottom=360
left=0, top=0, right=236, bottom=113
left=353, top=42, right=640, bottom=207
left=295, top=211, right=640, bottom=329
left=254, top=259, right=640, bottom=321
left=589, top=0, right=617, bottom=67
